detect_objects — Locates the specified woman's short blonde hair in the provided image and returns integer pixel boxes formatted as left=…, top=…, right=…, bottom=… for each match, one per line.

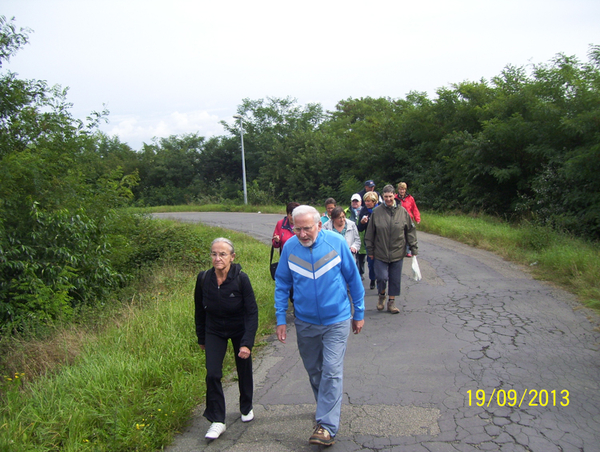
left=397, top=182, right=407, bottom=190
left=363, top=192, right=378, bottom=203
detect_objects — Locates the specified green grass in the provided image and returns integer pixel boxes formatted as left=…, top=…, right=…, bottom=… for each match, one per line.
left=0, top=224, right=275, bottom=451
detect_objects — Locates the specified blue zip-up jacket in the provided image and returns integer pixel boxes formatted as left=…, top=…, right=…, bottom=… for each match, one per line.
left=274, top=229, right=365, bottom=326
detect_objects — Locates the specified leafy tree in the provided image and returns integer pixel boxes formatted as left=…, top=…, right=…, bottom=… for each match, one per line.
left=220, top=97, right=326, bottom=203
left=135, top=133, right=204, bottom=205
left=0, top=16, right=137, bottom=332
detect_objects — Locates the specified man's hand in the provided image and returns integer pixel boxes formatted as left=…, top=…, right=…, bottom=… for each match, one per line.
left=276, top=324, right=287, bottom=343
left=352, top=319, right=364, bottom=334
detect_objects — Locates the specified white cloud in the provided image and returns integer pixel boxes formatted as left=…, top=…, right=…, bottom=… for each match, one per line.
left=4, top=0, right=599, bottom=151
left=102, top=110, right=226, bottom=149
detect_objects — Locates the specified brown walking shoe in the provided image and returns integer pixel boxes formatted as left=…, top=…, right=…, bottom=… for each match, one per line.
left=387, top=299, right=400, bottom=314
left=377, top=292, right=386, bottom=310
left=309, top=424, right=335, bottom=446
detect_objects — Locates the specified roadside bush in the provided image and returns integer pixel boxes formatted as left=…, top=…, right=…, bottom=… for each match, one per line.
left=0, top=204, right=123, bottom=333
left=114, top=216, right=211, bottom=272
left=246, top=180, right=277, bottom=205
left=518, top=222, right=559, bottom=252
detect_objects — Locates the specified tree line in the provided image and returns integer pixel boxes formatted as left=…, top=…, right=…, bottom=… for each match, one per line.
left=119, top=50, right=599, bottom=240
left=1, top=16, right=598, bottom=332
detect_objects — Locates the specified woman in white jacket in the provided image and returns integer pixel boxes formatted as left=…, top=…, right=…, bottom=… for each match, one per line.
left=322, top=207, right=361, bottom=256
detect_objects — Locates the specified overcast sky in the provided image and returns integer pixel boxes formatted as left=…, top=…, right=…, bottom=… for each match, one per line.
left=3, top=0, right=599, bottom=150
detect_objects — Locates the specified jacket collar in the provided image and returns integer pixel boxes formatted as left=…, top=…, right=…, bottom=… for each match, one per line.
left=282, top=216, right=293, bottom=231
left=383, top=200, right=398, bottom=210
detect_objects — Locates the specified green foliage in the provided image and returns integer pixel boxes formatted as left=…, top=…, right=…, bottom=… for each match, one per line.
left=134, top=133, right=205, bottom=206
left=80, top=56, right=599, bottom=238
left=0, top=204, right=123, bottom=332
left=115, top=216, right=210, bottom=272
left=0, top=17, right=140, bottom=334
left=246, top=179, right=276, bottom=205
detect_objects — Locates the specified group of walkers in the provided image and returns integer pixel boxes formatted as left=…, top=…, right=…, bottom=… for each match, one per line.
left=193, top=179, right=420, bottom=446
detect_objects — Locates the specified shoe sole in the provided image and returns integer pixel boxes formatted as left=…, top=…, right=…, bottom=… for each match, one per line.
left=205, top=432, right=224, bottom=439
left=309, top=438, right=335, bottom=446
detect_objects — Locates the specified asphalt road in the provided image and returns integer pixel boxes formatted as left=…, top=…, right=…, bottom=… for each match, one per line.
left=155, top=212, right=600, bottom=452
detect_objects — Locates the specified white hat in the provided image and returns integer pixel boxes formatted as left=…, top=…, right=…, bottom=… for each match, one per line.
left=351, top=193, right=361, bottom=202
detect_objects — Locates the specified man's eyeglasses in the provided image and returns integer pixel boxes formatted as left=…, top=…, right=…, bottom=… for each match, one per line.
left=210, top=252, right=230, bottom=259
left=293, top=225, right=315, bottom=234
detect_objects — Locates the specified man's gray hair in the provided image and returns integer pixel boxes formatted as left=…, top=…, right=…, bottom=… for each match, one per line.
left=382, top=184, right=395, bottom=194
left=292, top=205, right=321, bottom=224
left=211, top=237, right=235, bottom=254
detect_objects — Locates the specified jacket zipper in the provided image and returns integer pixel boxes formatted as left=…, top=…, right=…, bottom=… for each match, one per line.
left=310, top=245, right=322, bottom=324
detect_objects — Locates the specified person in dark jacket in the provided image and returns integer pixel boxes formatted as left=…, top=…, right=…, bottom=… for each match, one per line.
left=365, top=185, right=418, bottom=314
left=357, top=179, right=382, bottom=204
left=195, top=237, right=259, bottom=440
left=357, top=191, right=380, bottom=289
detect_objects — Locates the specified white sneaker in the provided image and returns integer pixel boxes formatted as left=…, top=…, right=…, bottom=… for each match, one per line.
left=241, top=409, right=254, bottom=422
left=205, top=422, right=226, bottom=439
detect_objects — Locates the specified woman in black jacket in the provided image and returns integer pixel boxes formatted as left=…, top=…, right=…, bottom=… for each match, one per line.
left=195, top=237, right=259, bottom=440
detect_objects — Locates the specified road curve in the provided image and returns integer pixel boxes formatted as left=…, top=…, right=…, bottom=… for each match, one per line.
left=156, top=212, right=600, bottom=452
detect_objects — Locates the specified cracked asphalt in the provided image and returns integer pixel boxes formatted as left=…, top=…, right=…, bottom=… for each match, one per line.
left=156, top=212, right=600, bottom=452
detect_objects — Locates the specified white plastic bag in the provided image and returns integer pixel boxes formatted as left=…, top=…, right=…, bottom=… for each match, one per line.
left=411, top=255, right=422, bottom=281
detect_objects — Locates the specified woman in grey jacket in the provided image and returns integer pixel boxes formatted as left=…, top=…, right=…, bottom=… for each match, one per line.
left=322, top=207, right=361, bottom=256
left=364, top=185, right=418, bottom=313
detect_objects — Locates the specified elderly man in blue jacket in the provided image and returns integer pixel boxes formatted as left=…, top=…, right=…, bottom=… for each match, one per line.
left=275, top=205, right=365, bottom=447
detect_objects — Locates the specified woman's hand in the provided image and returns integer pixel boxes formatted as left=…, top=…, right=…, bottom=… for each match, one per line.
left=238, top=346, right=251, bottom=359
left=199, top=344, right=205, bottom=351
left=350, top=246, right=358, bottom=254
left=361, top=216, right=369, bottom=224
left=272, top=234, right=280, bottom=243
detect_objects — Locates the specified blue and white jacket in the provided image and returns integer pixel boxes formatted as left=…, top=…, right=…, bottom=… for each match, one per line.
left=274, top=229, right=365, bottom=326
